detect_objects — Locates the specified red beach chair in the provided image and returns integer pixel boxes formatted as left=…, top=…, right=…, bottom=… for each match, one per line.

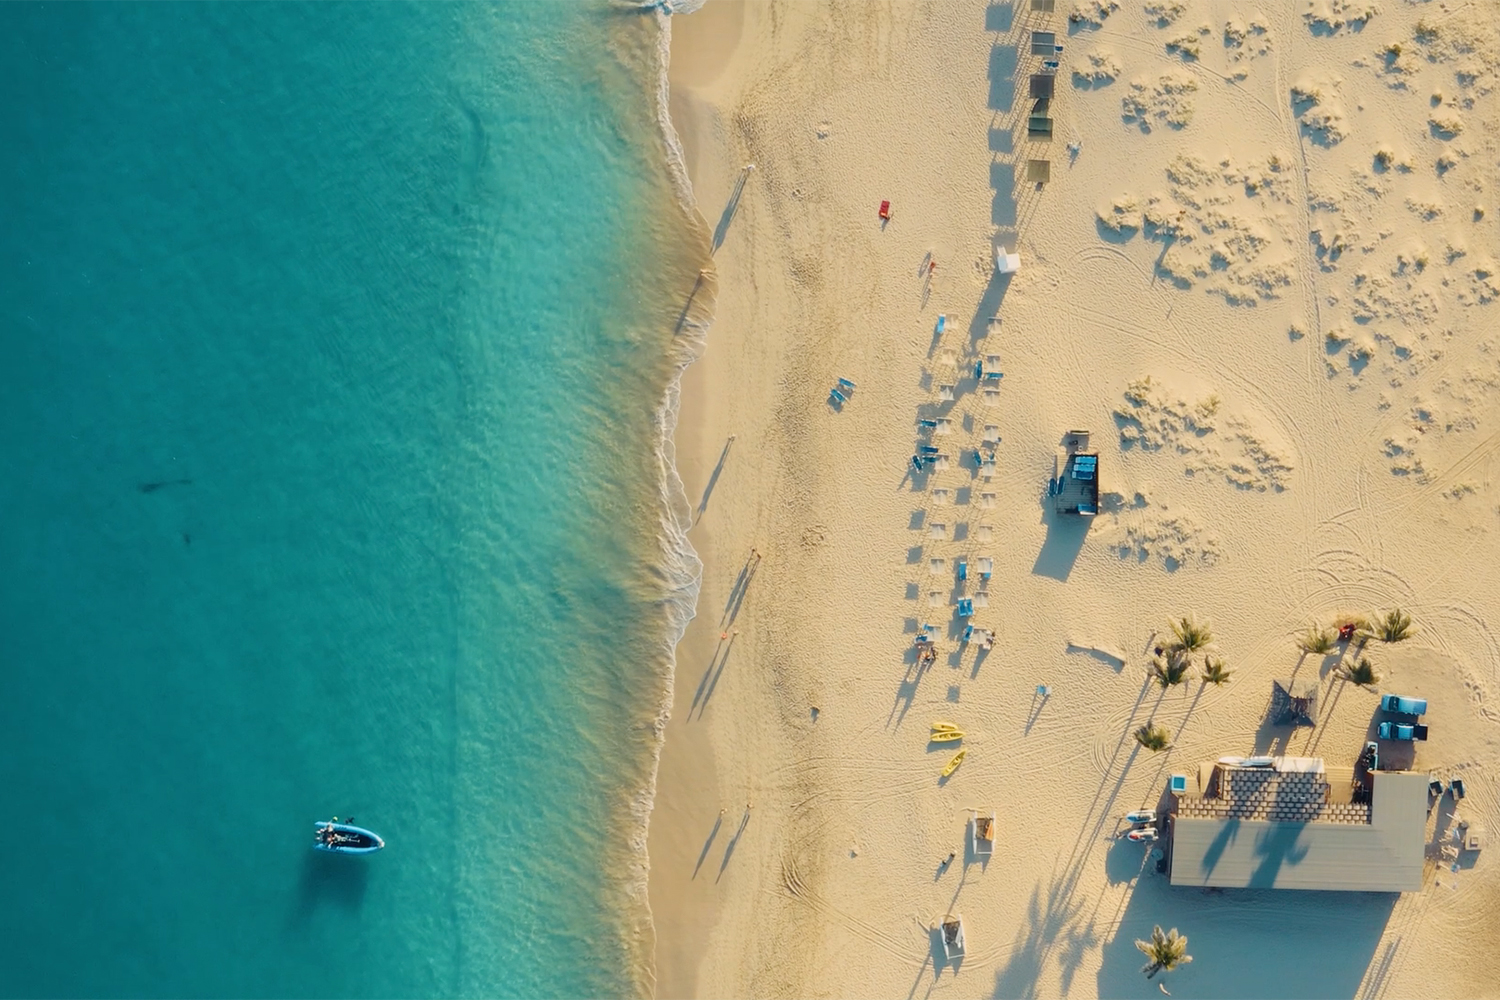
left=879, top=200, right=891, bottom=220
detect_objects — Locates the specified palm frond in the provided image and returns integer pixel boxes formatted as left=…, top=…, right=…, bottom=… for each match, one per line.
left=1136, top=925, right=1192, bottom=979
left=1133, top=724, right=1172, bottom=751
left=1170, top=616, right=1214, bottom=653
left=1298, top=626, right=1335, bottom=655
left=1343, top=657, right=1379, bottom=687
left=1152, top=650, right=1192, bottom=689
left=1201, top=656, right=1231, bottom=686
left=1377, top=609, right=1414, bottom=643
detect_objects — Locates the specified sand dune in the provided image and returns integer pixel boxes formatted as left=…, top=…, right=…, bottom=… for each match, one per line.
left=650, top=1, right=1500, bottom=996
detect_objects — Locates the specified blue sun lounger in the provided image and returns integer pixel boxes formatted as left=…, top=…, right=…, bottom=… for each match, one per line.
left=919, top=445, right=940, bottom=455
left=830, top=387, right=847, bottom=403
left=918, top=418, right=939, bottom=428
left=935, top=315, right=947, bottom=335
left=956, top=599, right=975, bottom=618
left=837, top=377, right=857, bottom=390
left=957, top=558, right=967, bottom=581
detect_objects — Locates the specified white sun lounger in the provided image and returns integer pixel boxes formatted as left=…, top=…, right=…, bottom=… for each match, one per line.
left=940, top=915, right=966, bottom=960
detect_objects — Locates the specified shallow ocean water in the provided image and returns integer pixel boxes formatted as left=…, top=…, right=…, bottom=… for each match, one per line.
left=0, top=3, right=701, bottom=996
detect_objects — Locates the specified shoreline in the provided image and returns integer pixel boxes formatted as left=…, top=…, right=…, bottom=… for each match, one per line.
left=646, top=4, right=745, bottom=997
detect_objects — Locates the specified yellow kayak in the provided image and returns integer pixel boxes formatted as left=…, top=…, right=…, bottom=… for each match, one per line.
left=931, top=721, right=960, bottom=733
left=929, top=729, right=965, bottom=742
left=941, top=749, right=966, bottom=777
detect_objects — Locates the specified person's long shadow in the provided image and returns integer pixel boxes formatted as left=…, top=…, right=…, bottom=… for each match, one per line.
left=690, top=634, right=729, bottom=717
left=712, top=166, right=753, bottom=254
left=692, top=812, right=725, bottom=880
left=696, top=632, right=738, bottom=719
left=696, top=437, right=735, bottom=524
left=716, top=808, right=751, bottom=882
left=720, top=551, right=762, bottom=628
left=1024, top=687, right=1050, bottom=734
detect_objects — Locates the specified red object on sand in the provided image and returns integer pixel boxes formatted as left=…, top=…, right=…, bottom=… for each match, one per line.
left=879, top=200, right=891, bottom=219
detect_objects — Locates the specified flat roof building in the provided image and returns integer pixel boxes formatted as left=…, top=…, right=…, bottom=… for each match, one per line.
left=1169, top=757, right=1428, bottom=892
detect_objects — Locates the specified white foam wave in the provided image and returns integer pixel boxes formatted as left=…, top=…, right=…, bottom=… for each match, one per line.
left=618, top=7, right=714, bottom=998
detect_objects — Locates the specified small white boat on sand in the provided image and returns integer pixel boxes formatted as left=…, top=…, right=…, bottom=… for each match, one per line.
left=1126, top=826, right=1158, bottom=843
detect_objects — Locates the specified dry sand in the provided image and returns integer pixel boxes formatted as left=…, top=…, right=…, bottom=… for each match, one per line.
left=649, top=1, right=1500, bottom=997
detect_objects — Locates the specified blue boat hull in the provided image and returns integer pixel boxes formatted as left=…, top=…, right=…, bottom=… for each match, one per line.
left=313, top=822, right=385, bottom=854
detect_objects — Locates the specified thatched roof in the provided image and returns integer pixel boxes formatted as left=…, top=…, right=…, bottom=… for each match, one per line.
left=1271, top=677, right=1319, bottom=726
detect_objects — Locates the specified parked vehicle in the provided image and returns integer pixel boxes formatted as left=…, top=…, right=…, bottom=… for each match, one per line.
left=1378, top=721, right=1429, bottom=742
left=1380, top=694, right=1428, bottom=716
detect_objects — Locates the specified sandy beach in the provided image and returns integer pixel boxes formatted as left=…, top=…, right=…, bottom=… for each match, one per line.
left=649, top=1, right=1500, bottom=997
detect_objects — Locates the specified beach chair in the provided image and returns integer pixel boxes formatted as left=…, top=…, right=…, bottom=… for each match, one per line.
left=971, top=810, right=996, bottom=857
left=918, top=418, right=939, bottom=429
left=837, top=377, right=856, bottom=391
left=977, top=556, right=993, bottom=580
left=996, top=249, right=1021, bottom=273
left=879, top=200, right=891, bottom=220
left=983, top=424, right=1001, bottom=445
left=830, top=387, right=847, bottom=403
left=957, top=558, right=968, bottom=581
left=935, top=315, right=946, bottom=335
left=940, top=915, right=966, bottom=960
left=1452, top=778, right=1467, bottom=800
left=956, top=598, right=975, bottom=618
left=1030, top=31, right=1056, bottom=55
left=919, top=445, right=940, bottom=455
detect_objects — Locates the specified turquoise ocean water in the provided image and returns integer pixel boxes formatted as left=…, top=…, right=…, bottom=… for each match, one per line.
left=0, top=3, right=706, bottom=997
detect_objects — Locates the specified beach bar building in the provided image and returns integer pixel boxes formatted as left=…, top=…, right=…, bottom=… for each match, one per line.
left=1169, top=756, right=1429, bottom=892
left=1055, top=453, right=1099, bottom=516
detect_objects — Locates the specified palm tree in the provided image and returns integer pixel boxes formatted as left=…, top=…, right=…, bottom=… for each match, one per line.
left=1153, top=650, right=1191, bottom=689
left=1136, top=925, right=1193, bottom=979
left=1201, top=655, right=1231, bottom=686
left=1134, top=723, right=1172, bottom=751
left=1377, top=609, right=1414, bottom=643
left=1343, top=657, right=1379, bottom=687
left=1171, top=616, right=1213, bottom=654
left=1298, top=625, right=1335, bottom=655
